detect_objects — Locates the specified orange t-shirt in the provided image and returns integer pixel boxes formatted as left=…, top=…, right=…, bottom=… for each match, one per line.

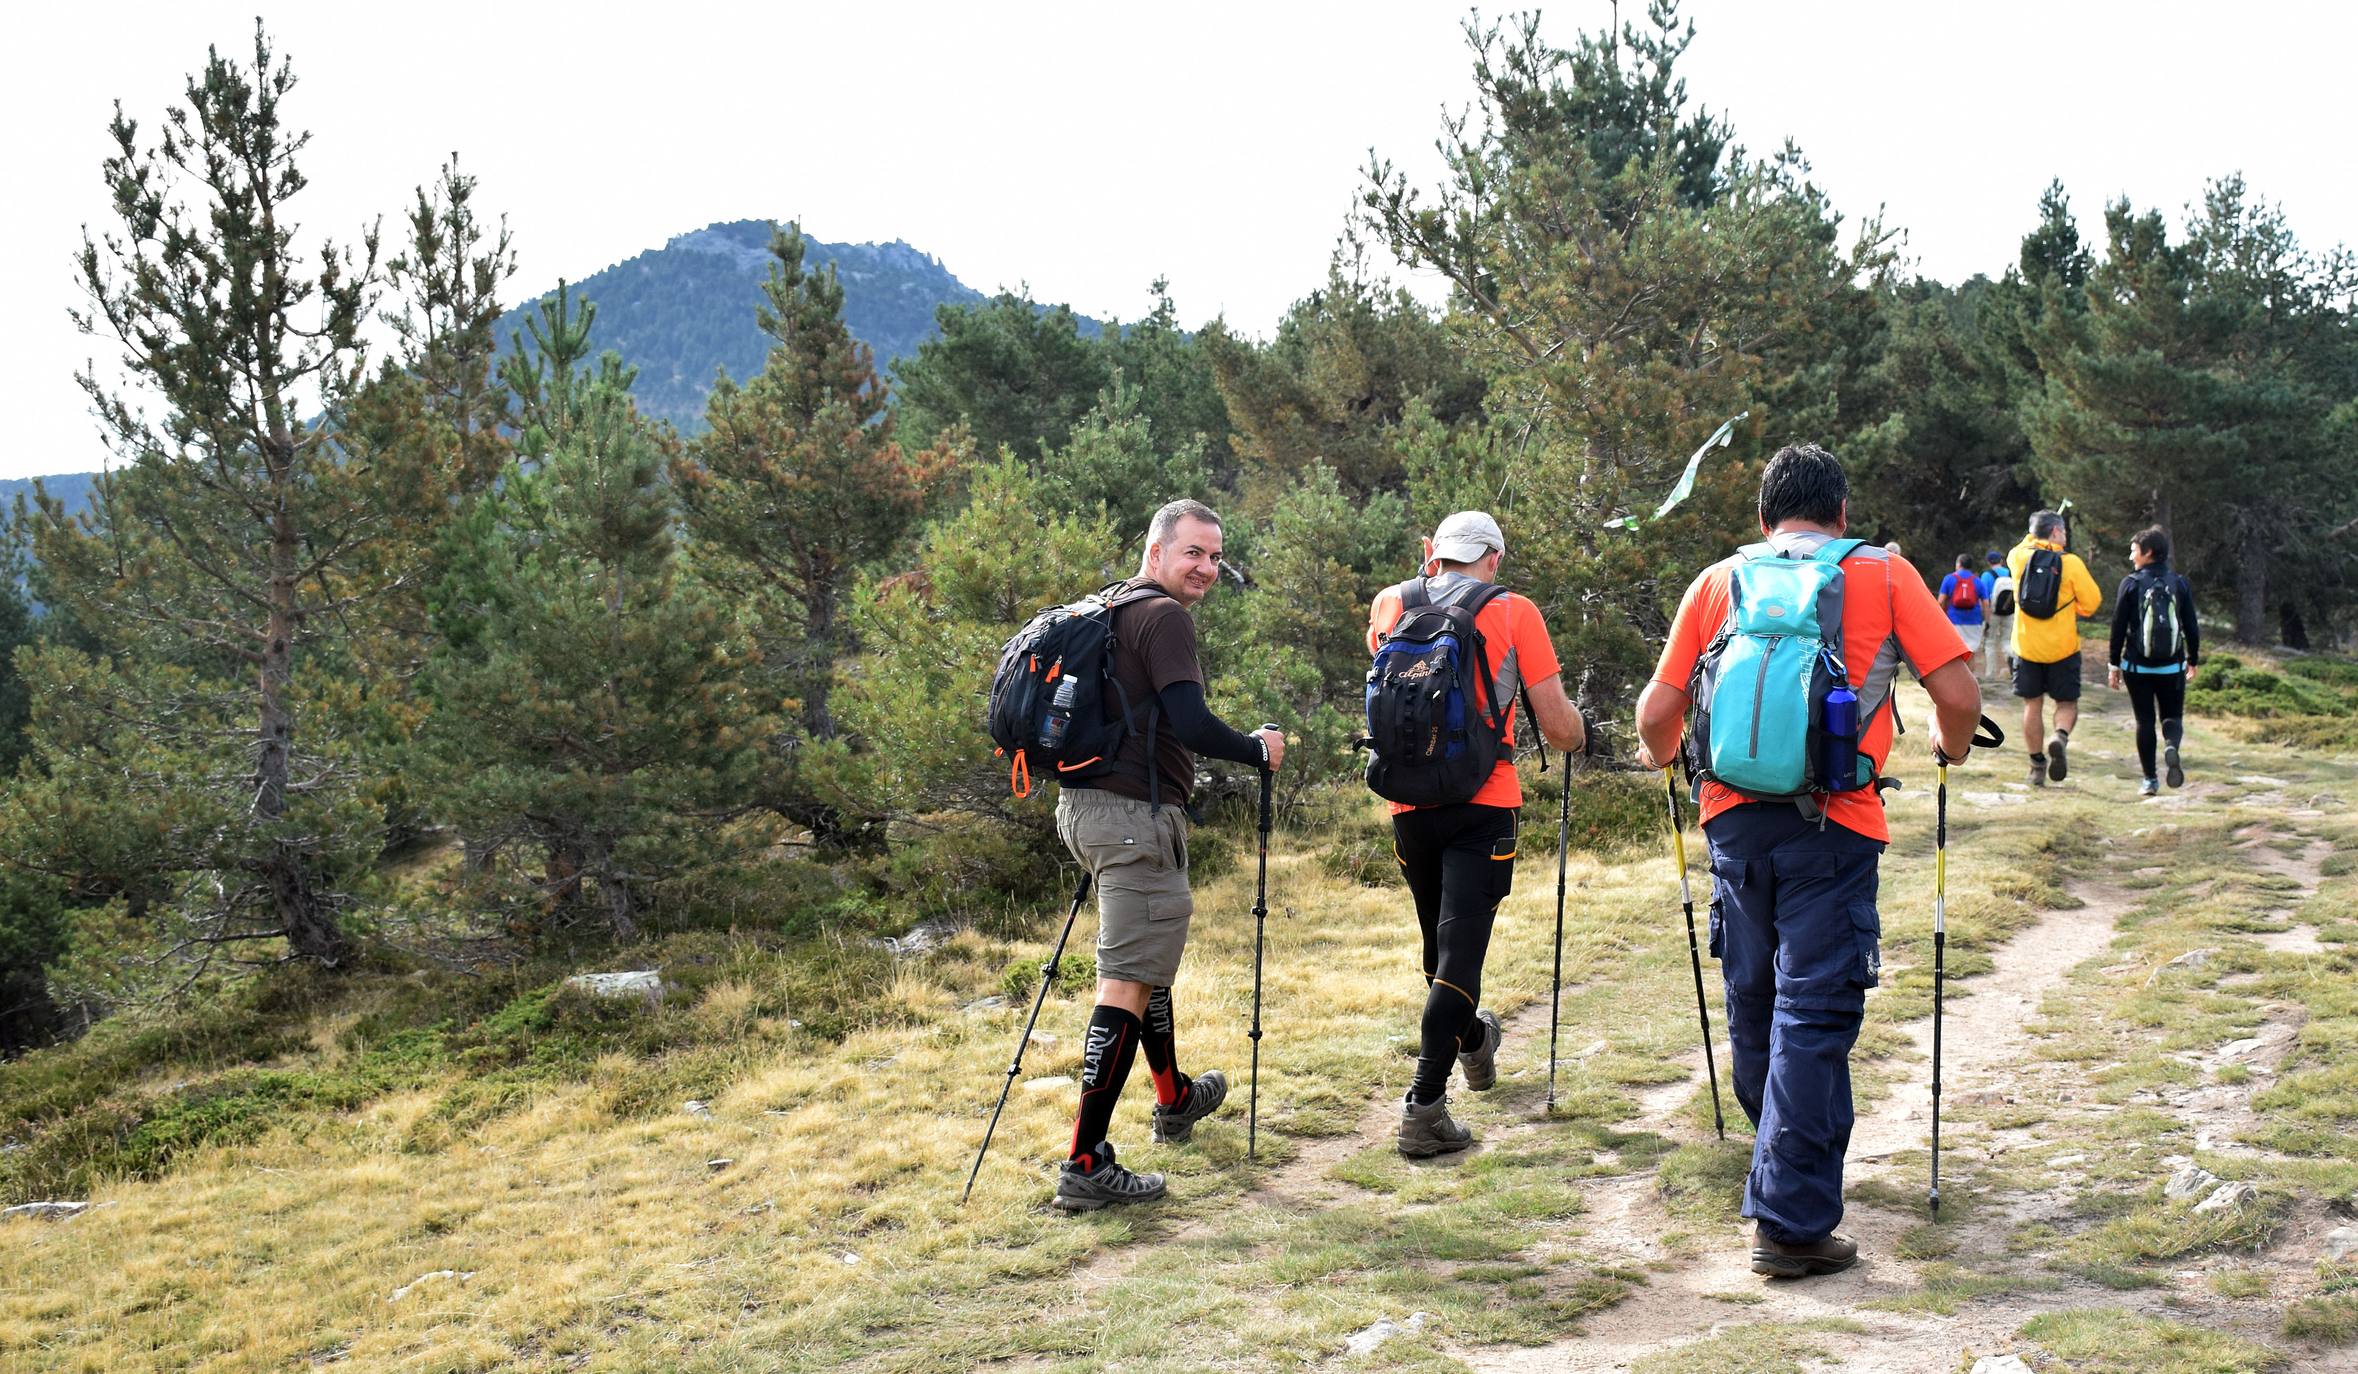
left=1366, top=576, right=1562, bottom=814
left=1650, top=537, right=1968, bottom=843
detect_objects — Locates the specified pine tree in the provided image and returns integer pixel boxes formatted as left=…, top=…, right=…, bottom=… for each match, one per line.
left=677, top=225, right=958, bottom=832
left=1361, top=4, right=1892, bottom=691
left=890, top=289, right=1111, bottom=460
left=422, top=325, right=766, bottom=939
left=28, top=27, right=403, bottom=966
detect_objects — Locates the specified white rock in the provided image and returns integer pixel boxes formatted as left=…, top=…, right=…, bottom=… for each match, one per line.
left=706, top=1158, right=733, bottom=1172
left=961, top=996, right=1010, bottom=1013
left=564, top=970, right=664, bottom=1002
left=1023, top=1075, right=1075, bottom=1093
left=2168, top=948, right=2216, bottom=970
left=2215, top=1038, right=2262, bottom=1062
left=389, top=1269, right=474, bottom=1302
left=1576, top=1040, right=1609, bottom=1059
left=1971, top=1357, right=2035, bottom=1374
left=879, top=920, right=961, bottom=958
left=837, top=1251, right=860, bottom=1266
left=2193, top=1182, right=2257, bottom=1214
left=2235, top=775, right=2288, bottom=787
left=683, top=1100, right=712, bottom=1118
left=2323, top=1227, right=2358, bottom=1263
left=2165, top=1166, right=2222, bottom=1202
left=1027, top=1030, right=1059, bottom=1045
left=1, top=1201, right=89, bottom=1221
left=1344, top=1312, right=1430, bottom=1357
left=2049, top=1154, right=2087, bottom=1168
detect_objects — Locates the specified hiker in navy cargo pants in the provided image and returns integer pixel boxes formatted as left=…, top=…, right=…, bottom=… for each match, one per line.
left=1707, top=808, right=1883, bottom=1247
left=1635, top=443, right=1984, bottom=1277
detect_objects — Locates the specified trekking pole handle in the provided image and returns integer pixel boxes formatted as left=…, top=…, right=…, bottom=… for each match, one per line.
left=1971, top=715, right=2006, bottom=750
left=1256, top=724, right=1280, bottom=832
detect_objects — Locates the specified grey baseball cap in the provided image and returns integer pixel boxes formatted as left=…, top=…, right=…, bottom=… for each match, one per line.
left=1429, top=510, right=1505, bottom=564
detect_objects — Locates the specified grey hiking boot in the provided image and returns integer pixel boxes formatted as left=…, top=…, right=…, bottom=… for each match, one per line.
left=1150, top=1070, right=1228, bottom=1144
left=2028, top=756, right=2047, bottom=788
left=1398, top=1093, right=1475, bottom=1158
left=1458, top=1009, right=1504, bottom=1091
left=2140, top=777, right=2160, bottom=798
left=2164, top=741, right=2184, bottom=789
left=1750, top=1224, right=1859, bottom=1278
left=1052, top=1142, right=1166, bottom=1212
left=2047, top=731, right=2069, bottom=782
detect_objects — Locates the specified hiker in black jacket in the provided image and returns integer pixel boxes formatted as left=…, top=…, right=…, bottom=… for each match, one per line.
left=2106, top=526, right=2200, bottom=797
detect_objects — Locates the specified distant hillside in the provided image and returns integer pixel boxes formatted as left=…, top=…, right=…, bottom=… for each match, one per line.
left=504, top=220, right=1033, bottom=433
left=0, top=472, right=97, bottom=523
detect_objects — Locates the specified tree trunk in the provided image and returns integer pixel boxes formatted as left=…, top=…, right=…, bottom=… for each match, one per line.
left=801, top=583, right=838, bottom=741
left=259, top=494, right=348, bottom=965
left=2234, top=524, right=2269, bottom=645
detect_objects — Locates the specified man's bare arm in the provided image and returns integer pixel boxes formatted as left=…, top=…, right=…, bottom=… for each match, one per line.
left=1524, top=673, right=1586, bottom=754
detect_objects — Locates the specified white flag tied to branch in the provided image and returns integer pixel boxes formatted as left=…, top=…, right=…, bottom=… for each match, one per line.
left=1603, top=411, right=1749, bottom=531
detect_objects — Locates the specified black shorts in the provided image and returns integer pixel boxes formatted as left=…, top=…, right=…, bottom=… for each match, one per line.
left=2012, top=654, right=2082, bottom=702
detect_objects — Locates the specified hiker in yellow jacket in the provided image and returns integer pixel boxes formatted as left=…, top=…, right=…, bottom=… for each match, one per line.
left=2006, top=510, right=2104, bottom=788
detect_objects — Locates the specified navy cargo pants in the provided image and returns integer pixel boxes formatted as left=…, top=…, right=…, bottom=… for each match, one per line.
left=1703, top=803, right=1885, bottom=1246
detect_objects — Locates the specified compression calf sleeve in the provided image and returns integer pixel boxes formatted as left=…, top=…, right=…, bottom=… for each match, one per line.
left=1142, top=986, right=1185, bottom=1107
left=1069, top=1004, right=1144, bottom=1170
left=1410, top=973, right=1480, bottom=1105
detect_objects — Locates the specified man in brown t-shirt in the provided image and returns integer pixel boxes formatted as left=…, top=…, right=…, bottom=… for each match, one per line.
left=1050, top=499, right=1286, bottom=1212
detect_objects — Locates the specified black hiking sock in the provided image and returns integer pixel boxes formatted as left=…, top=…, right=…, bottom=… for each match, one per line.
left=1142, top=986, right=1185, bottom=1107
left=1068, top=1004, right=1144, bottom=1171
left=1410, top=976, right=1479, bottom=1105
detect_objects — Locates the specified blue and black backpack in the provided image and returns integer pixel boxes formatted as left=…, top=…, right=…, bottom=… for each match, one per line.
left=1363, top=577, right=1514, bottom=807
left=1685, top=539, right=1900, bottom=805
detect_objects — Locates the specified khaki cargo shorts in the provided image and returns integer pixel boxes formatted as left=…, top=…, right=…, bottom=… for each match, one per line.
left=1054, top=788, right=1194, bottom=987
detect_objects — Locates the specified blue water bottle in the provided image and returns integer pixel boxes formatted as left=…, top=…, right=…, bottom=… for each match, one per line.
left=1821, top=680, right=1860, bottom=791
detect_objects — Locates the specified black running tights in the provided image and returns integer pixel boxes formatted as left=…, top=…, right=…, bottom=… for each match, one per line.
left=1393, top=803, right=1518, bottom=1104
left=2124, top=671, right=2186, bottom=779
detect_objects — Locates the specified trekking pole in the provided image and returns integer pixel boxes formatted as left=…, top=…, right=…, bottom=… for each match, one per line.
left=1547, top=774, right=1571, bottom=1113
left=1931, top=714, right=2006, bottom=1219
left=1663, top=769, right=1727, bottom=1141
left=962, top=870, right=1093, bottom=1204
left=1247, top=724, right=1279, bottom=1163
left=1930, top=754, right=1948, bottom=1217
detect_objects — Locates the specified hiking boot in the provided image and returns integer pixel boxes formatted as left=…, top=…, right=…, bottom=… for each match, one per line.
left=2164, top=742, right=2184, bottom=789
left=1750, top=1224, right=1859, bottom=1278
left=1150, top=1070, right=1228, bottom=1144
left=1458, top=1009, right=1504, bottom=1092
left=2046, top=732, right=2069, bottom=782
left=2139, top=777, right=2160, bottom=798
left=1398, top=1093, right=1475, bottom=1158
left=2027, top=757, right=2047, bottom=788
left=1052, top=1143, right=1166, bottom=1212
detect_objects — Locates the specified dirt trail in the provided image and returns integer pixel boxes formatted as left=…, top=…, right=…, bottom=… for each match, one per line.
left=1467, top=884, right=2137, bottom=1374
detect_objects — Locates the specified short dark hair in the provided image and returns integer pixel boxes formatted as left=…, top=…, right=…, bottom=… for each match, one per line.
left=2028, top=509, right=2065, bottom=540
left=1955, top=554, right=1973, bottom=570
left=1758, top=444, right=1847, bottom=528
left=1146, top=498, right=1222, bottom=548
left=2131, top=525, right=2171, bottom=565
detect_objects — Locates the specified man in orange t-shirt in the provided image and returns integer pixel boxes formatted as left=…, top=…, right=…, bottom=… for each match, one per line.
left=1366, top=511, right=1586, bottom=1157
left=1634, top=444, right=1983, bottom=1278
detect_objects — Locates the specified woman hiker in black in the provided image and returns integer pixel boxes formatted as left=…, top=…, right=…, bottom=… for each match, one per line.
left=2107, top=526, right=2200, bottom=797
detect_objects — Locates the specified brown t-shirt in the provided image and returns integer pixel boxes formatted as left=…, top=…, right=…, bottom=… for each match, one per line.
left=1084, top=578, right=1202, bottom=805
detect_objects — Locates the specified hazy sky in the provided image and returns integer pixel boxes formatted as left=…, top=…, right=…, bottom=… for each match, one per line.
left=8, top=1, right=2353, bottom=481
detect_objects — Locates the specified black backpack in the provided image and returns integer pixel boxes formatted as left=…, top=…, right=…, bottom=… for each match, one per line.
left=2133, top=568, right=2185, bottom=663
left=1363, top=578, right=1511, bottom=807
left=2017, top=548, right=2066, bottom=619
left=987, top=582, right=1169, bottom=801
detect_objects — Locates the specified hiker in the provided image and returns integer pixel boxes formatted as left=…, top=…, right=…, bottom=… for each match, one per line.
left=1631, top=443, right=1984, bottom=1278
left=1937, top=554, right=1986, bottom=661
left=1977, top=551, right=2014, bottom=678
left=1365, top=511, right=1585, bottom=1158
left=2107, top=526, right=2201, bottom=796
left=1049, top=499, right=1285, bottom=1212
left=2006, top=511, right=2103, bottom=787
left=1882, top=540, right=1904, bottom=558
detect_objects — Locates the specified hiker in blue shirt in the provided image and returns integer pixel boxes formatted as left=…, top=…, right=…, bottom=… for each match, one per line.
left=1977, top=550, right=2013, bottom=679
left=1937, top=555, right=1986, bottom=662
left=2107, top=526, right=2200, bottom=797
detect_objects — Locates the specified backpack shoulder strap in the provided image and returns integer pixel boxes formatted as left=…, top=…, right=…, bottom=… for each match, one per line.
left=1737, top=540, right=1780, bottom=562
left=1814, top=537, right=1870, bottom=566
left=1398, top=577, right=1430, bottom=611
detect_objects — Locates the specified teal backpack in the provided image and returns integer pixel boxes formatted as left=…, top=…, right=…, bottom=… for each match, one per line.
left=1685, top=538, right=1896, bottom=803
